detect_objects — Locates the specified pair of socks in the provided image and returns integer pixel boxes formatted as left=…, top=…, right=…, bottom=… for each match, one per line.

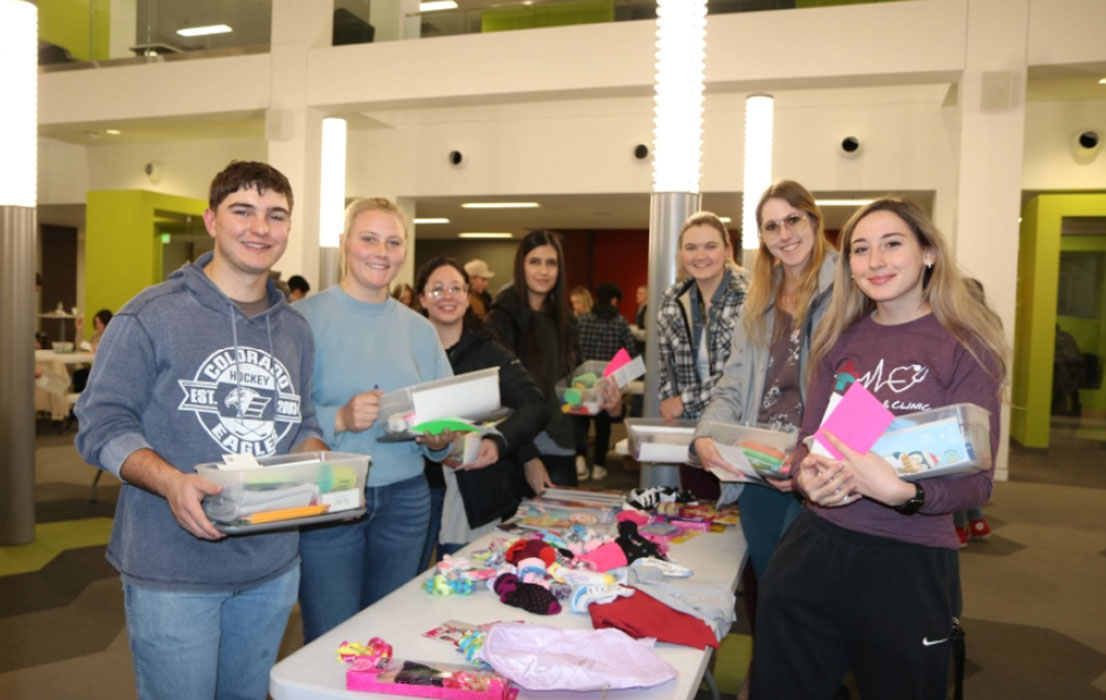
left=616, top=521, right=667, bottom=563
left=493, top=573, right=562, bottom=615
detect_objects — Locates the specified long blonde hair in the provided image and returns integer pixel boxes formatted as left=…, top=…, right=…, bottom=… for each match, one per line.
left=808, top=197, right=1008, bottom=387
left=744, top=180, right=831, bottom=345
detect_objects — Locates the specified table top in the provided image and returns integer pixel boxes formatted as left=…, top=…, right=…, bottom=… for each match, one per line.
left=35, top=349, right=94, bottom=365
left=270, top=521, right=746, bottom=700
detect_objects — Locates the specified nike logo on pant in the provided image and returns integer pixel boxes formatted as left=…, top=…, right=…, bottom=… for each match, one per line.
left=922, top=636, right=949, bottom=646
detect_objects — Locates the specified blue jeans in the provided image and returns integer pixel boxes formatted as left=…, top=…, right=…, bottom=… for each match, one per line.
left=123, top=566, right=299, bottom=700
left=298, top=474, right=431, bottom=643
left=739, top=483, right=803, bottom=578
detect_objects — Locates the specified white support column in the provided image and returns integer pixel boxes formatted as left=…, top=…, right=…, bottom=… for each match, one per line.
left=267, top=0, right=333, bottom=292
left=949, top=0, right=1030, bottom=481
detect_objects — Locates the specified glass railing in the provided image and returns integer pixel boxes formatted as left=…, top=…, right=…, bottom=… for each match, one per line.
left=37, top=0, right=272, bottom=70
left=35, top=0, right=903, bottom=70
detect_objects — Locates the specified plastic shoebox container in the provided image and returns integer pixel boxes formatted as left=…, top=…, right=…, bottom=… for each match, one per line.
left=378, top=367, right=501, bottom=437
left=197, top=451, right=368, bottom=533
left=701, top=421, right=799, bottom=481
left=624, top=418, right=697, bottom=463
left=870, top=402, right=992, bottom=481
left=554, top=360, right=609, bottom=416
left=346, top=658, right=514, bottom=699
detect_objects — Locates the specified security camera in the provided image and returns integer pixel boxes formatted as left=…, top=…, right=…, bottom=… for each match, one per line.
left=1072, top=129, right=1101, bottom=164
left=633, top=144, right=649, bottom=160
left=449, top=150, right=463, bottom=166
left=144, top=161, right=163, bottom=184
left=841, top=136, right=861, bottom=155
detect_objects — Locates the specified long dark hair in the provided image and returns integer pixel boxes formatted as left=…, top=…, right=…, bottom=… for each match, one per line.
left=414, top=256, right=487, bottom=333
left=511, top=230, right=574, bottom=381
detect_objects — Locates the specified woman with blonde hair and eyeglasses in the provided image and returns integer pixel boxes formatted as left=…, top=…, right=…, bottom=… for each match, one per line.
left=749, top=197, right=1007, bottom=699
left=656, top=211, right=748, bottom=498
left=293, top=198, right=455, bottom=643
left=691, top=181, right=835, bottom=698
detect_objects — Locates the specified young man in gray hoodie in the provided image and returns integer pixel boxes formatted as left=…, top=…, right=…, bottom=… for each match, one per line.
left=75, top=161, right=328, bottom=700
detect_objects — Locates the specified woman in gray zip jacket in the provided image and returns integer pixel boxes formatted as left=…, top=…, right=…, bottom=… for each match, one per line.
left=692, top=181, right=836, bottom=696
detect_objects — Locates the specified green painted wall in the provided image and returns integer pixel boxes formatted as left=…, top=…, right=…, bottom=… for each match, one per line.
left=39, top=0, right=111, bottom=61
left=84, top=190, right=206, bottom=338
left=482, top=1, right=613, bottom=33
left=1012, top=194, right=1106, bottom=448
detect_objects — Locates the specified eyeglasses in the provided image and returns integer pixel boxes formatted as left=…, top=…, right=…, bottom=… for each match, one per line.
left=426, top=284, right=469, bottom=300
left=760, top=213, right=809, bottom=238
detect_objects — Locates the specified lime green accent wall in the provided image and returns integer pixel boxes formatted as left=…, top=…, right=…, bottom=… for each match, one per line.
left=482, top=1, right=614, bottom=33
left=84, top=190, right=206, bottom=336
left=1012, top=194, right=1106, bottom=448
left=38, top=0, right=111, bottom=61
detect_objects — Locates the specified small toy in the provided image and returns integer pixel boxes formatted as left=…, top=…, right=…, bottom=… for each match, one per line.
left=337, top=636, right=393, bottom=668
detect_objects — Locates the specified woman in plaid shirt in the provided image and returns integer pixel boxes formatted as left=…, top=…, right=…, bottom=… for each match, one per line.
left=656, top=211, right=748, bottom=498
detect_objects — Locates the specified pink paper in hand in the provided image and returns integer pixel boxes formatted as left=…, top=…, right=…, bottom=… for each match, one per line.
left=603, top=348, right=632, bottom=377
left=814, top=381, right=895, bottom=459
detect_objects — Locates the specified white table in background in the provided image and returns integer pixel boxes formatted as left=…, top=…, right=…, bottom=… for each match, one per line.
left=271, top=523, right=746, bottom=700
left=34, top=349, right=94, bottom=420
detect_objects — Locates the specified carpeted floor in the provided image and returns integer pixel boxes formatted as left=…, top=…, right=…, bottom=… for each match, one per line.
left=2, top=420, right=1105, bottom=699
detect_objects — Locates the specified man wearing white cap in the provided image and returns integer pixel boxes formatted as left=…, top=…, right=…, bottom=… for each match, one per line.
left=463, top=259, right=495, bottom=319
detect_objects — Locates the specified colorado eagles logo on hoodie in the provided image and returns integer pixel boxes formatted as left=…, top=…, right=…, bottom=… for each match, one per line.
left=177, top=347, right=302, bottom=455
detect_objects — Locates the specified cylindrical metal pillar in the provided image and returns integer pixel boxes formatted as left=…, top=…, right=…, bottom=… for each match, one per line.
left=318, top=246, right=341, bottom=292
left=1, top=205, right=38, bottom=544
left=641, top=191, right=701, bottom=489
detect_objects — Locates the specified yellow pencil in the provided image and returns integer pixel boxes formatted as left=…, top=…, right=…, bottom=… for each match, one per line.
left=246, top=504, right=331, bottom=525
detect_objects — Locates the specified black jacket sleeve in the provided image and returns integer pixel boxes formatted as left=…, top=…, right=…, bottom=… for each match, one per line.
left=486, top=344, right=550, bottom=456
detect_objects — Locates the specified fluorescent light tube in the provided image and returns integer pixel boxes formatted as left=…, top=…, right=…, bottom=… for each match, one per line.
left=177, top=24, right=232, bottom=37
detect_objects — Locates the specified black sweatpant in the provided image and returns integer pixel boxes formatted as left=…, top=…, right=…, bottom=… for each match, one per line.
left=751, top=510, right=961, bottom=700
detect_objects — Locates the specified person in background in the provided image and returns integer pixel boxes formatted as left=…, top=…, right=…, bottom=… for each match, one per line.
left=415, top=257, right=551, bottom=567
left=569, top=285, right=593, bottom=317
left=463, top=259, right=496, bottom=318
left=294, top=198, right=454, bottom=644
left=72, top=309, right=113, bottom=392
left=630, top=284, right=648, bottom=353
left=953, top=277, right=1000, bottom=545
left=575, top=282, right=637, bottom=482
left=691, top=181, right=836, bottom=700
left=392, top=282, right=416, bottom=308
left=657, top=211, right=748, bottom=499
left=486, top=231, right=622, bottom=487
left=287, top=274, right=310, bottom=301
left=750, top=197, right=1007, bottom=699
left=74, top=160, right=327, bottom=699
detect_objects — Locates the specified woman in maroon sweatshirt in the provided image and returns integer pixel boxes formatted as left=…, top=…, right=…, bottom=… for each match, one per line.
left=750, top=198, right=1008, bottom=700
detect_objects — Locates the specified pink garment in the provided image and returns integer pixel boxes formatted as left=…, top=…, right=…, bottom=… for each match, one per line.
left=478, top=622, right=677, bottom=692
left=576, top=542, right=628, bottom=572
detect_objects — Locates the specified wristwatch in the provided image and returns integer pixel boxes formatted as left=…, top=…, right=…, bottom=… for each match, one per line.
left=894, top=482, right=925, bottom=515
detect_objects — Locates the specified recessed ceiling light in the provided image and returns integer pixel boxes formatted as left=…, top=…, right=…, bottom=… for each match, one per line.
left=420, top=1, right=458, bottom=12
left=176, top=24, right=233, bottom=37
left=719, top=217, right=731, bottom=223
left=1099, top=77, right=1106, bottom=85
left=460, top=202, right=540, bottom=209
left=414, top=217, right=450, bottom=224
left=459, top=232, right=513, bottom=239
left=815, top=198, right=874, bottom=207
left=105, top=129, right=121, bottom=135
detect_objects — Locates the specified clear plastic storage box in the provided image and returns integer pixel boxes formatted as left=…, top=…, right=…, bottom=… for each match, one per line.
left=871, top=402, right=992, bottom=481
left=701, top=421, right=799, bottom=481
left=197, top=451, right=369, bottom=533
left=378, top=367, right=501, bottom=438
left=554, top=360, right=608, bottom=416
left=624, top=418, right=697, bottom=463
